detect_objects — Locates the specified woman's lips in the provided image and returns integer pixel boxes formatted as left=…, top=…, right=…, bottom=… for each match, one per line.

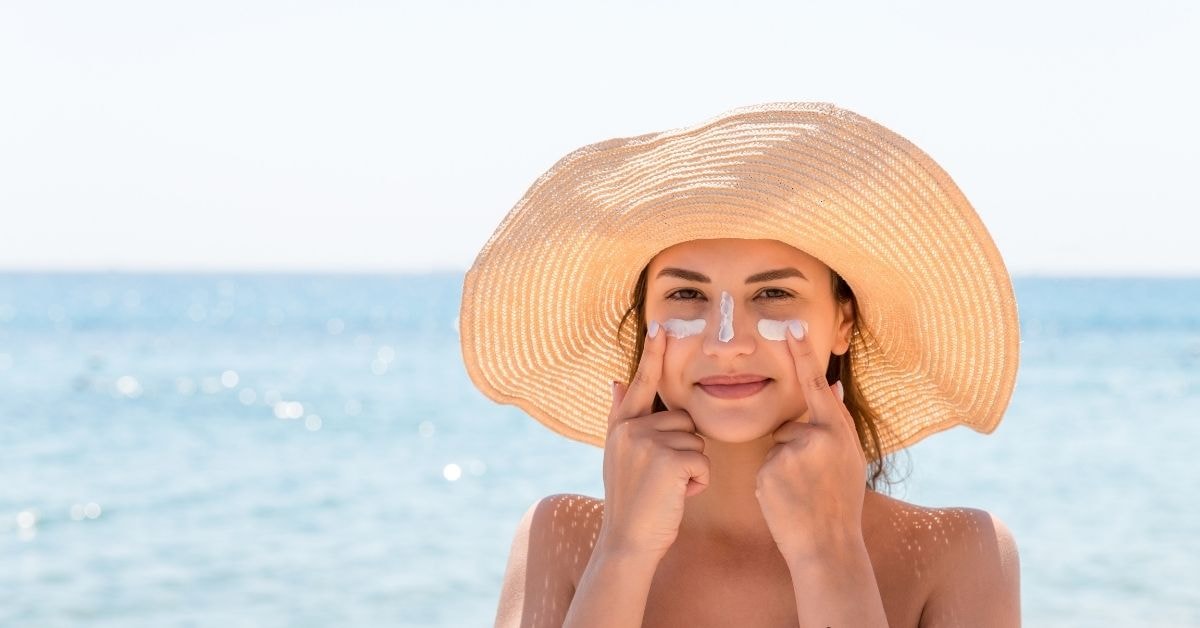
left=698, top=379, right=770, bottom=399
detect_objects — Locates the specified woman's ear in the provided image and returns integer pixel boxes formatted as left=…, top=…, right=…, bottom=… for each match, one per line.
left=833, top=298, right=854, bottom=356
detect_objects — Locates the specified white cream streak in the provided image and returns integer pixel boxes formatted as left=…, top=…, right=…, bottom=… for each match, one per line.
left=757, top=318, right=808, bottom=341
left=661, top=318, right=706, bottom=339
left=719, top=291, right=734, bottom=342
left=662, top=314, right=806, bottom=343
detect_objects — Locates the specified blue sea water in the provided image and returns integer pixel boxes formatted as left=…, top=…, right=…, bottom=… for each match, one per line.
left=1, top=273, right=1198, bottom=627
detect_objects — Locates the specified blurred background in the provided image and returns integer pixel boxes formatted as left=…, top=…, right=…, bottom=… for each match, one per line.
left=2, top=1, right=1198, bottom=626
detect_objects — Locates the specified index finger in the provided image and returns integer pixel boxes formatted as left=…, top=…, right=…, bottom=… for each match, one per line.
left=609, top=319, right=666, bottom=429
left=783, top=319, right=841, bottom=428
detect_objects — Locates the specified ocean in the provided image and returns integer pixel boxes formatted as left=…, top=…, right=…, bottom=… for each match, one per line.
left=1, top=273, right=1198, bottom=626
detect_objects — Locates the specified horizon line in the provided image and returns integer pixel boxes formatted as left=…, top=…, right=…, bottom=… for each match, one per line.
left=1, top=266, right=1198, bottom=280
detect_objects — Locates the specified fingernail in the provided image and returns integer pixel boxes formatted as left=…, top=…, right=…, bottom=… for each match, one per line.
left=611, top=380, right=618, bottom=397
left=835, top=380, right=844, bottom=401
left=648, top=320, right=660, bottom=338
left=787, top=319, right=807, bottom=340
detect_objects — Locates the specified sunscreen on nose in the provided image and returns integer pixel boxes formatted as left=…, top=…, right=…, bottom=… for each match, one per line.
left=719, top=291, right=734, bottom=342
left=662, top=318, right=706, bottom=339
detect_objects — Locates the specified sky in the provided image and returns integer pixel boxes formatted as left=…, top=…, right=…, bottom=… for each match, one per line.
left=1, top=0, right=1197, bottom=276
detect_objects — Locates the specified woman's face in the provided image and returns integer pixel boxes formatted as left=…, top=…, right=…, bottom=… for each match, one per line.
left=644, top=238, right=854, bottom=443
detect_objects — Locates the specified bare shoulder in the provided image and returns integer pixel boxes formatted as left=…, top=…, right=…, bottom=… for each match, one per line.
left=534, top=492, right=605, bottom=560
left=904, top=500, right=1021, bottom=627
left=927, top=507, right=1020, bottom=626
left=493, top=494, right=604, bottom=628
left=860, top=491, right=1019, bottom=626
left=549, top=494, right=605, bottom=586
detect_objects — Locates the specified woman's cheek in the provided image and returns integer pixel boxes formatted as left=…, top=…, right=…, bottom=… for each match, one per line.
left=659, top=337, right=692, bottom=408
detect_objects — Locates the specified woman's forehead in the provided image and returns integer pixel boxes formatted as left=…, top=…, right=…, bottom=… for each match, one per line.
left=650, top=238, right=825, bottom=270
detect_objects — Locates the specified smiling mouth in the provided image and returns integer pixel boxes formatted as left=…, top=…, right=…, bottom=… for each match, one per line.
left=697, top=379, right=771, bottom=399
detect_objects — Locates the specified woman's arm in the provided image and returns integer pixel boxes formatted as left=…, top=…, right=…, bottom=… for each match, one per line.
left=494, top=496, right=581, bottom=628
left=494, top=494, right=663, bottom=628
left=785, top=534, right=889, bottom=627
left=562, top=540, right=661, bottom=628
left=919, top=509, right=1021, bottom=627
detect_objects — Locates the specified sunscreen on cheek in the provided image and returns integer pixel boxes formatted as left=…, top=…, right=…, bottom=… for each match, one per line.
left=662, top=318, right=706, bottom=339
left=719, top=291, right=734, bottom=342
left=757, top=319, right=789, bottom=341
left=757, top=318, right=807, bottom=341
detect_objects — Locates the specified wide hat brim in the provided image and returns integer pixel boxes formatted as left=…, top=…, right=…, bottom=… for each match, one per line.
left=459, top=101, right=1020, bottom=456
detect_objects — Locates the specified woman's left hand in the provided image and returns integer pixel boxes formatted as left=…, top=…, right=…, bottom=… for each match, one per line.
left=755, top=319, right=869, bottom=563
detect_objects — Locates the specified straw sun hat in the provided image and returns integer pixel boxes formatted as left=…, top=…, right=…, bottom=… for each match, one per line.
left=459, top=101, right=1020, bottom=457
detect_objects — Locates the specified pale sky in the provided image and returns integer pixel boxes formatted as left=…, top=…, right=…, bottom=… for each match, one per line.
left=1, top=0, right=1196, bottom=276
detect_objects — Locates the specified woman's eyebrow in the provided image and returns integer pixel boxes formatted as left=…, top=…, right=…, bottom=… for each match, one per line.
left=655, top=267, right=808, bottom=283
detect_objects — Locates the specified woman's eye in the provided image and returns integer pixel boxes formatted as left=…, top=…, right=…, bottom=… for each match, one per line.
left=665, top=288, right=792, bottom=301
left=666, top=288, right=704, bottom=301
left=759, top=288, right=791, bottom=300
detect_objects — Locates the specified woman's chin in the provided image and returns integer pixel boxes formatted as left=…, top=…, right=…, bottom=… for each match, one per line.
left=688, top=408, right=780, bottom=443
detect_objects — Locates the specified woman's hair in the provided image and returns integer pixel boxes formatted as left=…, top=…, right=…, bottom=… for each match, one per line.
left=615, top=262, right=907, bottom=493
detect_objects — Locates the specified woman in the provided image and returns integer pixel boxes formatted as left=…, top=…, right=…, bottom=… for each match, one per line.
left=460, top=102, right=1022, bottom=627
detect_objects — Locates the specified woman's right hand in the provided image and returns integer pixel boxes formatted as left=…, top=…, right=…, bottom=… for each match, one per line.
left=598, top=319, right=711, bottom=560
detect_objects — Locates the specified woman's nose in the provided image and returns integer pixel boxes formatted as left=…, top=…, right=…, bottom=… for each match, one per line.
left=702, top=290, right=755, bottom=356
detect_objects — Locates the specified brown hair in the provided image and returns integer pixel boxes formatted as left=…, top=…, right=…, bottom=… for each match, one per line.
left=615, top=263, right=908, bottom=493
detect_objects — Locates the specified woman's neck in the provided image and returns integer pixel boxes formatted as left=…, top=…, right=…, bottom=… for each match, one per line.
left=678, top=432, right=780, bottom=550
